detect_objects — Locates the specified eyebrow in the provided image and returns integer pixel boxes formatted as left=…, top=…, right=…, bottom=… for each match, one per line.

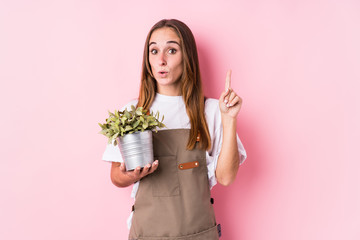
left=149, top=40, right=180, bottom=47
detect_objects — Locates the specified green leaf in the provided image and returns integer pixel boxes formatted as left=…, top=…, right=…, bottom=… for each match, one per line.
left=108, top=117, right=116, bottom=122
left=113, top=132, right=119, bottom=139
left=132, top=120, right=140, bottom=128
left=99, top=129, right=108, bottom=135
left=135, top=109, right=143, bottom=116
left=124, top=125, right=133, bottom=131
left=149, top=121, right=158, bottom=126
left=108, top=111, right=115, bottom=117
left=98, top=123, right=105, bottom=129
left=124, top=110, right=131, bottom=119
left=120, top=116, right=126, bottom=125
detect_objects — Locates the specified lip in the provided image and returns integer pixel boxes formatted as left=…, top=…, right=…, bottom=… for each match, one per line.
left=158, top=71, right=169, bottom=77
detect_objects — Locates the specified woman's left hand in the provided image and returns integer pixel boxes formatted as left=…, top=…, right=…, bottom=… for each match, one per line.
left=219, top=70, right=242, bottom=118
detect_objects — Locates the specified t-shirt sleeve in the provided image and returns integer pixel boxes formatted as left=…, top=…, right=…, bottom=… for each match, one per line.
left=101, top=99, right=138, bottom=163
left=102, top=142, right=123, bottom=162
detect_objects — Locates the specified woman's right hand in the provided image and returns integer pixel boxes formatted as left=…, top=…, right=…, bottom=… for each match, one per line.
left=110, top=160, right=159, bottom=188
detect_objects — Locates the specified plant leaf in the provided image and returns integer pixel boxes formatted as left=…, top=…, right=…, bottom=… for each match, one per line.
left=124, top=125, right=133, bottom=131
left=135, top=109, right=142, bottom=116
left=132, top=120, right=140, bottom=128
left=124, top=109, right=131, bottom=119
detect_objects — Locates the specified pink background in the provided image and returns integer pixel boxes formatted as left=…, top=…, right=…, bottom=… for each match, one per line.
left=1, top=0, right=359, bottom=239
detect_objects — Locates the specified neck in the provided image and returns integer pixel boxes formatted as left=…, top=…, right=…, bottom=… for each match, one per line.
left=157, top=84, right=181, bottom=96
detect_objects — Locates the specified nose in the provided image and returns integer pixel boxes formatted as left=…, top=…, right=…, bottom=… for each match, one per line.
left=158, top=52, right=167, bottom=66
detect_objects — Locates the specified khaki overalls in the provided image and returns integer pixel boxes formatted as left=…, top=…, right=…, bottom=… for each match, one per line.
left=129, top=129, right=220, bottom=240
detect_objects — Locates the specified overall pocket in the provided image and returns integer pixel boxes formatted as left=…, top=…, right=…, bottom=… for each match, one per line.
left=151, top=155, right=180, bottom=197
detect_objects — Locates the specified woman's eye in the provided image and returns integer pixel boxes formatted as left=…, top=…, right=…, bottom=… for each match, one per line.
left=150, top=49, right=158, bottom=54
left=168, top=48, right=177, bottom=54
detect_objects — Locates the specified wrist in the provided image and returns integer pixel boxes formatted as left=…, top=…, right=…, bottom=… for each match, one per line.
left=221, top=114, right=237, bottom=126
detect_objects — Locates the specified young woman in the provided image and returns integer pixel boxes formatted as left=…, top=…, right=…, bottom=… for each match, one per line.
left=102, top=19, right=246, bottom=240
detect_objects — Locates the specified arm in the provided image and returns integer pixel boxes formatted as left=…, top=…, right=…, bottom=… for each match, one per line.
left=110, top=160, right=159, bottom=188
left=216, top=116, right=240, bottom=186
left=215, top=70, right=243, bottom=186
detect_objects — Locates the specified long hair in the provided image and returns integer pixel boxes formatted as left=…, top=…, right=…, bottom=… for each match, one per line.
left=137, top=19, right=211, bottom=150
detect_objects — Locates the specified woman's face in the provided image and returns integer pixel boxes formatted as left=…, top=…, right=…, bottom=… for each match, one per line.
left=149, top=27, right=183, bottom=96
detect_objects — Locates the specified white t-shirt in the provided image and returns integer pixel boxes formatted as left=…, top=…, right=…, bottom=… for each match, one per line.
left=102, top=93, right=247, bottom=198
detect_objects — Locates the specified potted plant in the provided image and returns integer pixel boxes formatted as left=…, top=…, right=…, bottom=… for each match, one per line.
left=99, top=105, right=165, bottom=171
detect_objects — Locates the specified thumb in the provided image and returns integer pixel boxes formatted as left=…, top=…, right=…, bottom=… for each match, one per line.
left=120, top=162, right=126, bottom=172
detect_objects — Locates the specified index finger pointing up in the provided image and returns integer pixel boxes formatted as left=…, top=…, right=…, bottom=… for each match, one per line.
left=225, top=69, right=232, bottom=90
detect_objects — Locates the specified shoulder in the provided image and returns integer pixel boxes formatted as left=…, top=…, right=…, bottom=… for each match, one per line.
left=120, top=99, right=139, bottom=111
left=205, top=97, right=219, bottom=106
left=204, top=97, right=221, bottom=132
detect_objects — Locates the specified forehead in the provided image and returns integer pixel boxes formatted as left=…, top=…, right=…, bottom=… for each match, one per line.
left=149, top=27, right=180, bottom=44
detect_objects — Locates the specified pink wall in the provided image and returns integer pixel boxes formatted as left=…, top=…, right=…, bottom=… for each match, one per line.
left=1, top=0, right=359, bottom=239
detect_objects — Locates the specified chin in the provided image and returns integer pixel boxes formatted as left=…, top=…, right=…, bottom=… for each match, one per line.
left=156, top=78, right=175, bottom=86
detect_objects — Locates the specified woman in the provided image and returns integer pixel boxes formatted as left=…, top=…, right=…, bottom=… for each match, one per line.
left=102, top=19, right=246, bottom=240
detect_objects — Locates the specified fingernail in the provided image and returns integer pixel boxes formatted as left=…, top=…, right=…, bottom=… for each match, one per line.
left=224, top=99, right=228, bottom=103
left=229, top=103, right=233, bottom=107
left=226, top=104, right=229, bottom=107
left=154, top=160, right=158, bottom=165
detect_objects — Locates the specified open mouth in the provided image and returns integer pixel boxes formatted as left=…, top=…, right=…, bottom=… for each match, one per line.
left=158, top=71, right=168, bottom=77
